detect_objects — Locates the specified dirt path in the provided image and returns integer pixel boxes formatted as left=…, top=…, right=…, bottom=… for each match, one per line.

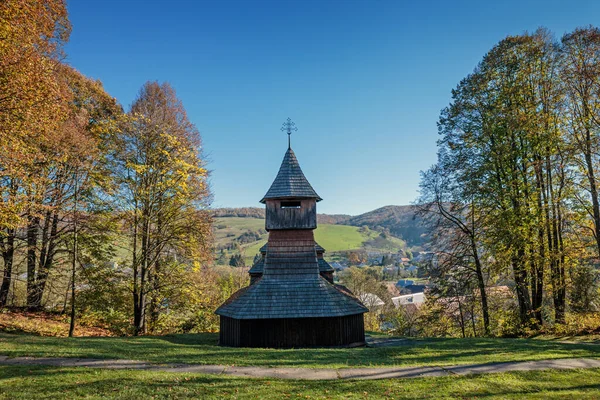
left=1, top=355, right=600, bottom=380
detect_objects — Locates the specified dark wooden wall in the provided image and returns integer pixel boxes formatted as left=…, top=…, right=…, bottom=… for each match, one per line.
left=219, top=314, right=365, bottom=348
left=265, top=199, right=317, bottom=230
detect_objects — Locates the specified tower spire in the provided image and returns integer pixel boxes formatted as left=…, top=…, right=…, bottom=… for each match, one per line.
left=281, top=117, right=297, bottom=148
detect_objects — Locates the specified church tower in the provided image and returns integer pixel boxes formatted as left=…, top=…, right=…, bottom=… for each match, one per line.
left=216, top=119, right=367, bottom=348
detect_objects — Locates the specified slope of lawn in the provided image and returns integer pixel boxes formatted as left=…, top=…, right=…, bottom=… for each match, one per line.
left=2, top=365, right=600, bottom=399
left=1, top=333, right=599, bottom=369
left=244, top=223, right=379, bottom=257
left=215, top=216, right=408, bottom=265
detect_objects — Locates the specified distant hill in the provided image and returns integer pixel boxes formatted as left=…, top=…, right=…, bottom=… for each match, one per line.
left=212, top=207, right=265, bottom=218
left=343, top=205, right=430, bottom=247
left=213, top=205, right=431, bottom=247
left=211, top=208, right=351, bottom=225
left=213, top=216, right=406, bottom=265
left=212, top=205, right=431, bottom=264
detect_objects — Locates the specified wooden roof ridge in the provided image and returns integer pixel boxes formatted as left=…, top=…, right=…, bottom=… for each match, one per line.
left=260, top=147, right=322, bottom=203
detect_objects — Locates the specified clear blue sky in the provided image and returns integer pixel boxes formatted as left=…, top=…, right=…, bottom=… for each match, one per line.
left=65, top=0, right=599, bottom=215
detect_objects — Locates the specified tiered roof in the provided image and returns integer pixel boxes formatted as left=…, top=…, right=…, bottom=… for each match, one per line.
left=249, top=243, right=334, bottom=275
left=216, top=230, right=366, bottom=319
left=216, top=146, right=366, bottom=320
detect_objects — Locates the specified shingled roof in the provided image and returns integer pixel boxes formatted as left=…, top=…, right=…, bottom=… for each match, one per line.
left=260, top=148, right=322, bottom=203
left=248, top=258, right=264, bottom=274
left=248, top=254, right=334, bottom=274
left=216, top=230, right=366, bottom=319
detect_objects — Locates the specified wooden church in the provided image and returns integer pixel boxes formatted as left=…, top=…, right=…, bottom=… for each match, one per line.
left=216, top=119, right=367, bottom=348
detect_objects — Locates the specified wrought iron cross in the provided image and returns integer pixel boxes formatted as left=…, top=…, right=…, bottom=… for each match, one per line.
left=281, top=118, right=297, bottom=148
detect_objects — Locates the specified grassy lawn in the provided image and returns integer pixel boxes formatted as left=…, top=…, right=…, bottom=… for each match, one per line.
left=1, top=333, right=599, bottom=369
left=1, top=365, right=600, bottom=399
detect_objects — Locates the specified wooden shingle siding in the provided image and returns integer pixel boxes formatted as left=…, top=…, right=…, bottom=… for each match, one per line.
left=249, top=242, right=334, bottom=284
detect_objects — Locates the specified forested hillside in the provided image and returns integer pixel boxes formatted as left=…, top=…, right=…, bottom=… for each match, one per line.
left=345, top=205, right=431, bottom=247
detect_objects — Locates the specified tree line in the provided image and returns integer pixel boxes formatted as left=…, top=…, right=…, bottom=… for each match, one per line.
left=0, top=1, right=214, bottom=335
left=419, top=27, right=600, bottom=336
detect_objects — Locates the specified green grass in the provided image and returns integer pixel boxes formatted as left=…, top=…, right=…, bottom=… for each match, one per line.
left=216, top=216, right=406, bottom=264
left=1, top=365, right=600, bottom=399
left=213, top=217, right=267, bottom=248
left=244, top=224, right=379, bottom=258
left=214, top=217, right=266, bottom=233
left=1, top=333, right=600, bottom=369
left=314, top=224, right=378, bottom=252
left=532, top=334, right=600, bottom=344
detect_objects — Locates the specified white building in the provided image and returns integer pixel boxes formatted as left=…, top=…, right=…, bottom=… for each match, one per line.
left=359, top=293, right=385, bottom=309
left=391, top=292, right=426, bottom=307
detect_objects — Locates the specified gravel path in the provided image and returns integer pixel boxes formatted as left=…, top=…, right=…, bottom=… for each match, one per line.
left=1, top=355, right=600, bottom=380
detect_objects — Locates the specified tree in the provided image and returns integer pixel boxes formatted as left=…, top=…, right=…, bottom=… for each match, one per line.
left=216, top=250, right=228, bottom=265
left=418, top=165, right=491, bottom=335
left=347, top=250, right=367, bottom=265
left=0, top=0, right=71, bottom=307
left=112, top=82, right=211, bottom=335
left=229, top=254, right=245, bottom=268
left=338, top=266, right=390, bottom=331
left=569, top=263, right=600, bottom=313
left=381, top=254, right=393, bottom=266
left=560, top=27, right=600, bottom=258
left=431, top=29, right=572, bottom=327
left=22, top=65, right=119, bottom=310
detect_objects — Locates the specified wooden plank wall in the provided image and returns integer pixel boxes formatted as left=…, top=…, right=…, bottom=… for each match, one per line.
left=265, top=199, right=317, bottom=230
left=219, top=315, right=365, bottom=348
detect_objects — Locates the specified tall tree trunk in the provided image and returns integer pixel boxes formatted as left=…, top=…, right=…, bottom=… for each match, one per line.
left=148, top=200, right=164, bottom=333
left=513, top=249, right=533, bottom=325
left=30, top=210, right=59, bottom=309
left=134, top=209, right=150, bottom=336
left=26, top=215, right=39, bottom=309
left=472, top=240, right=490, bottom=335
left=69, top=173, right=78, bottom=337
left=0, top=229, right=15, bottom=307
left=468, top=200, right=490, bottom=336
left=470, top=301, right=477, bottom=337
left=132, top=207, right=141, bottom=335
left=552, top=160, right=567, bottom=324
left=457, top=293, right=466, bottom=338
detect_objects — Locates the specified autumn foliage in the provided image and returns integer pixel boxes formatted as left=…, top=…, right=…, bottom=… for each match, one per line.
left=0, top=1, right=216, bottom=335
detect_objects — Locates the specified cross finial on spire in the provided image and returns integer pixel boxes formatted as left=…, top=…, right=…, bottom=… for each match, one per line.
left=281, top=117, right=297, bottom=148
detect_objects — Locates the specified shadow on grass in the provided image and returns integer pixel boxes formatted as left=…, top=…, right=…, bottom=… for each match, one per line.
left=2, top=365, right=600, bottom=399
left=1, top=333, right=600, bottom=368
left=156, top=333, right=219, bottom=346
